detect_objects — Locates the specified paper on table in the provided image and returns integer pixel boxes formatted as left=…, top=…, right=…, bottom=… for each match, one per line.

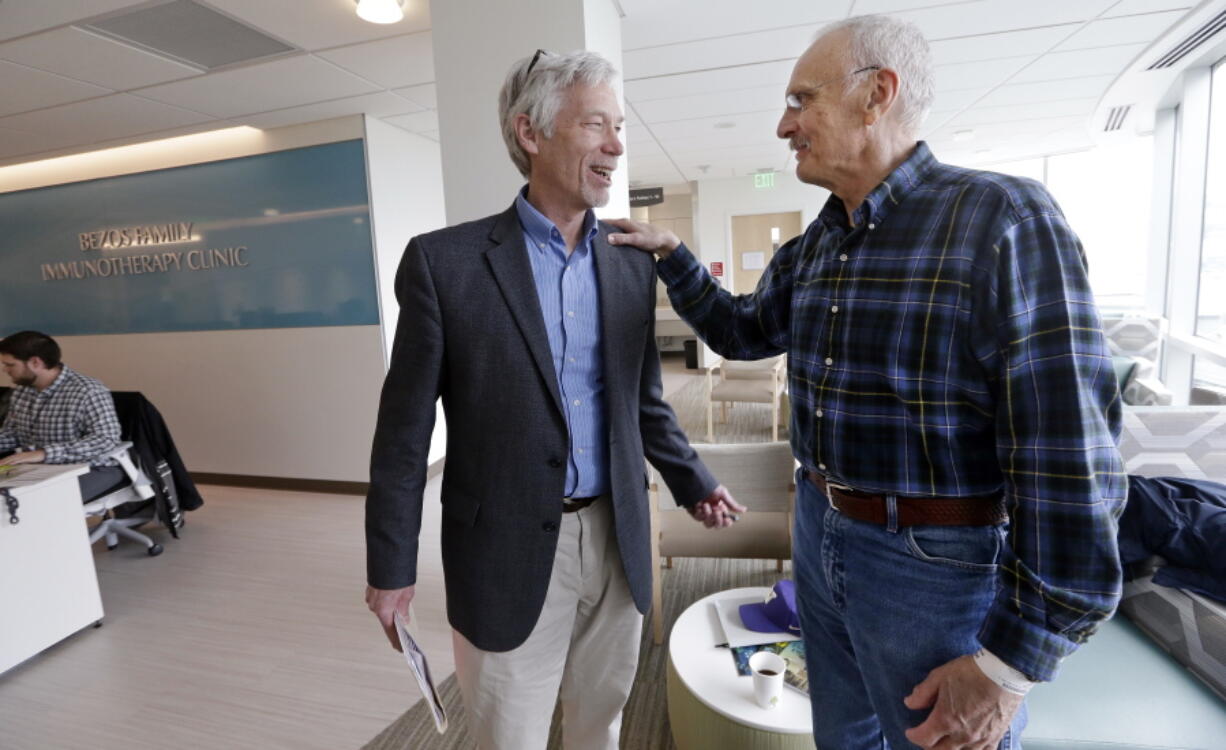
left=0, top=464, right=77, bottom=488
left=393, top=610, right=448, bottom=733
left=713, top=596, right=802, bottom=648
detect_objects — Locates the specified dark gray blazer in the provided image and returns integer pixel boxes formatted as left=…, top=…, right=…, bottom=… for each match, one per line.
left=366, top=204, right=717, bottom=652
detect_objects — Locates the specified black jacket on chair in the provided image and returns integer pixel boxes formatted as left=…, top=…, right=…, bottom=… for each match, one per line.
left=110, top=391, right=203, bottom=535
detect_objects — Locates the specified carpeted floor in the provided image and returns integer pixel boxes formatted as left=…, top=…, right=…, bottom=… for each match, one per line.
left=362, top=557, right=790, bottom=750
left=665, top=377, right=789, bottom=445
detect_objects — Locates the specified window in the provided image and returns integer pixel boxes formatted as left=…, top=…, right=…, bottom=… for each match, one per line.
left=1196, top=57, right=1226, bottom=342
left=959, top=140, right=1155, bottom=314
left=1045, top=138, right=1154, bottom=313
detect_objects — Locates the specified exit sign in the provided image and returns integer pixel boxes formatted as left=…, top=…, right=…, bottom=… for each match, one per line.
left=754, top=172, right=775, bottom=189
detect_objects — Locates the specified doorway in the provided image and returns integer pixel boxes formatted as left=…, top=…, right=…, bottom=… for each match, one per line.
left=730, top=211, right=802, bottom=293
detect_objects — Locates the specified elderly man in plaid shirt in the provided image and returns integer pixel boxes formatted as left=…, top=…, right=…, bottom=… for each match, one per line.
left=609, top=14, right=1125, bottom=750
left=0, top=330, right=125, bottom=502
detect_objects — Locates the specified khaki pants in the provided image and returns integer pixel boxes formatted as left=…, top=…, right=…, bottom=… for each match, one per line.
left=452, top=498, right=642, bottom=750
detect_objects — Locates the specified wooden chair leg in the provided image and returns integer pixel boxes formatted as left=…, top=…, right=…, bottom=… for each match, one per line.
left=666, top=556, right=673, bottom=569
left=721, top=402, right=728, bottom=422
left=776, top=558, right=784, bottom=573
left=707, top=400, right=714, bottom=442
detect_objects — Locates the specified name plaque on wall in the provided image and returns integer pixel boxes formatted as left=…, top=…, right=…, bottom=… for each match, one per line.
left=0, top=139, right=379, bottom=335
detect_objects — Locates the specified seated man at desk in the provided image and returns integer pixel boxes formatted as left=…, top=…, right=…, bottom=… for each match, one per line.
left=0, top=330, right=124, bottom=501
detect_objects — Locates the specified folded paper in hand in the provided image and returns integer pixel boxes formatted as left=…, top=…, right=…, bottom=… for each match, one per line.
left=394, top=610, right=448, bottom=733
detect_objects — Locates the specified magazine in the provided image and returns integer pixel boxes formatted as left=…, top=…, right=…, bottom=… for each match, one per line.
left=393, top=610, right=448, bottom=733
left=730, top=640, right=808, bottom=696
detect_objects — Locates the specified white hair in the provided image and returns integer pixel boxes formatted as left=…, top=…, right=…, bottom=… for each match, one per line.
left=816, top=14, right=935, bottom=135
left=498, top=50, right=618, bottom=178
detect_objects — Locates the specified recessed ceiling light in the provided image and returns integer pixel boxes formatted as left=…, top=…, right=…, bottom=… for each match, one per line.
left=953, top=129, right=975, bottom=142
left=355, top=0, right=405, bottom=24
left=714, top=121, right=736, bottom=129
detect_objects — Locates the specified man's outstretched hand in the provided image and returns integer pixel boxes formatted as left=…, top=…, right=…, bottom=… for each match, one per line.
left=687, top=485, right=746, bottom=528
left=606, top=218, right=681, bottom=259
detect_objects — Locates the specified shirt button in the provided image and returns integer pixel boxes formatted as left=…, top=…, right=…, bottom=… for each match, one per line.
left=542, top=521, right=558, bottom=532
left=824, top=357, right=833, bottom=366
left=567, top=311, right=575, bottom=317
left=818, top=463, right=827, bottom=471
left=538, top=242, right=546, bottom=249
left=568, top=357, right=576, bottom=363
left=578, top=448, right=585, bottom=454
left=831, top=305, right=839, bottom=313
left=839, top=253, right=848, bottom=262
left=573, top=399, right=581, bottom=406
left=868, top=222, right=876, bottom=230
left=549, top=458, right=562, bottom=468
left=815, top=409, right=823, bottom=418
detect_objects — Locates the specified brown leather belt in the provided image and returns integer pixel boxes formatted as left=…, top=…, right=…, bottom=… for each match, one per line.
left=805, top=471, right=1006, bottom=527
left=562, top=495, right=600, bottom=513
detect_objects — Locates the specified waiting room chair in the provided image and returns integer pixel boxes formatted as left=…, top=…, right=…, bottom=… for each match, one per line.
left=649, top=441, right=796, bottom=644
left=706, top=355, right=787, bottom=441
left=83, top=442, right=163, bottom=556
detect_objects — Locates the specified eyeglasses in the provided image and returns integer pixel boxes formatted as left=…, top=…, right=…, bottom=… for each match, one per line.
left=525, top=48, right=552, bottom=79
left=784, top=65, right=881, bottom=112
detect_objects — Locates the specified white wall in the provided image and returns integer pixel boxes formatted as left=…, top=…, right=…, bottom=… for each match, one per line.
left=0, top=116, right=440, bottom=481
left=58, top=327, right=383, bottom=481
left=363, top=115, right=449, bottom=466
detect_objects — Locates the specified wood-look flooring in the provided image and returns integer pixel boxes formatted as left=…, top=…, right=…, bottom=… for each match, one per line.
left=0, top=353, right=702, bottom=750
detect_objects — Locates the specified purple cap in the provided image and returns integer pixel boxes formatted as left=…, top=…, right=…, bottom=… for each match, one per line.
left=739, top=580, right=800, bottom=635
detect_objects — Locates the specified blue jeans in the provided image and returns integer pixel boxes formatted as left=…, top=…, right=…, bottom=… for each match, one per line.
left=793, top=470, right=1026, bottom=749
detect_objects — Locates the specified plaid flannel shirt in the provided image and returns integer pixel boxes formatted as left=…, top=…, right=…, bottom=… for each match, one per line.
left=657, top=142, right=1125, bottom=682
left=0, top=365, right=120, bottom=466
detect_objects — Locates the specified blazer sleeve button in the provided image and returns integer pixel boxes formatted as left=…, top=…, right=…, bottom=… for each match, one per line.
left=542, top=521, right=558, bottom=532
left=548, top=458, right=562, bottom=468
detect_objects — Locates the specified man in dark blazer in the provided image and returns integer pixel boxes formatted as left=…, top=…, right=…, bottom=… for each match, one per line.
left=365, top=50, right=743, bottom=750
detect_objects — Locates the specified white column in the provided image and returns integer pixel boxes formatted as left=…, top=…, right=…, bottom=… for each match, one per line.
left=430, top=0, right=628, bottom=225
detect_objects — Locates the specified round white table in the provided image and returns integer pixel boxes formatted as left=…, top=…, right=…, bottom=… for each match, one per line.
left=667, top=587, right=814, bottom=750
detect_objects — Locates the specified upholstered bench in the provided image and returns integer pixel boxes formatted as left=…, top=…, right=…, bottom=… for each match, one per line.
left=1025, top=614, right=1226, bottom=749
left=1024, top=405, right=1226, bottom=749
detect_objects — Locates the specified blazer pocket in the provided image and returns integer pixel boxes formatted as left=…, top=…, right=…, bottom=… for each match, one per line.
left=441, top=480, right=482, bottom=527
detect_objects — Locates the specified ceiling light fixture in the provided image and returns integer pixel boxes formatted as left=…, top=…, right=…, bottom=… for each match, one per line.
left=355, top=0, right=405, bottom=24
left=953, top=129, right=975, bottom=143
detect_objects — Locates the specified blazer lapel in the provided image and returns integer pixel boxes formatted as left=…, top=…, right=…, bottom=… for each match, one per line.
left=485, top=206, right=565, bottom=418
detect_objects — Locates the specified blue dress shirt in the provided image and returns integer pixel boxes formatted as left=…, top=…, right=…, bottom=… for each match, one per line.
left=515, top=190, right=609, bottom=498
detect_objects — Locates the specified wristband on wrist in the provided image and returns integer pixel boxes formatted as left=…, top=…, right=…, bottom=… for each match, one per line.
left=972, top=648, right=1036, bottom=696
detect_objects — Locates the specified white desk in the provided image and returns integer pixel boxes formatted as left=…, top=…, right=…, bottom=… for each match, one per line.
left=667, top=587, right=813, bottom=750
left=0, top=464, right=103, bottom=674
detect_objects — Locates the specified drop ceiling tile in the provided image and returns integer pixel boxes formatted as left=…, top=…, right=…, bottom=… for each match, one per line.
left=393, top=82, right=436, bottom=109
left=623, top=25, right=818, bottom=80
left=627, top=60, right=795, bottom=103
left=203, top=0, right=431, bottom=51
left=900, top=0, right=1115, bottom=39
left=634, top=84, right=782, bottom=126
left=383, top=109, right=438, bottom=133
left=1011, top=44, right=1147, bottom=83
left=1057, top=10, right=1187, bottom=50
left=975, top=75, right=1115, bottom=107
left=941, top=97, right=1098, bottom=126
left=135, top=54, right=381, bottom=118
left=0, top=92, right=212, bottom=144
left=1103, top=1, right=1193, bottom=18
left=930, top=27, right=1073, bottom=66
left=0, top=0, right=147, bottom=42
left=0, top=59, right=112, bottom=117
left=935, top=56, right=1032, bottom=92
left=0, top=26, right=202, bottom=90
left=239, top=91, right=422, bottom=129
left=854, top=0, right=982, bottom=12
left=620, top=0, right=835, bottom=50
left=316, top=32, right=433, bottom=89
left=0, top=125, right=68, bottom=160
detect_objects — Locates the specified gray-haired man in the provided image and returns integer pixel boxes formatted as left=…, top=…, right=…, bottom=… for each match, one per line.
left=364, top=50, right=743, bottom=749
